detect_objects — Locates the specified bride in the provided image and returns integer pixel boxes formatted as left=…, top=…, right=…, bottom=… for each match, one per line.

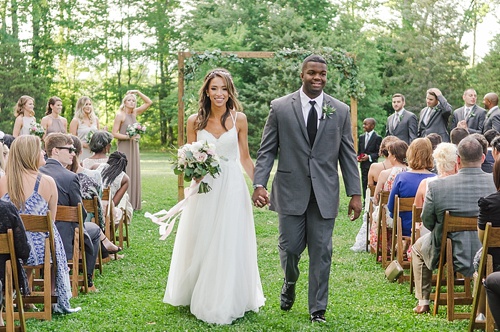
left=163, top=68, right=265, bottom=324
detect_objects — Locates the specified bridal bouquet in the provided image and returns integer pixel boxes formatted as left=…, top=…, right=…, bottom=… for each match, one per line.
left=126, top=122, right=147, bottom=137
left=173, top=140, right=222, bottom=193
left=29, top=122, right=45, bottom=138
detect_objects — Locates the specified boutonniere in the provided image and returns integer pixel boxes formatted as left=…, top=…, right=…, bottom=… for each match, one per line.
left=321, top=104, right=336, bottom=120
left=469, top=112, right=476, bottom=118
left=398, top=113, right=403, bottom=121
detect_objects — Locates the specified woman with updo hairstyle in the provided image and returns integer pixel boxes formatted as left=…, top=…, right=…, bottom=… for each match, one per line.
left=387, top=138, right=436, bottom=237
left=12, top=95, right=36, bottom=137
left=96, top=151, right=132, bottom=222
left=40, top=96, right=67, bottom=138
left=82, top=130, right=113, bottom=169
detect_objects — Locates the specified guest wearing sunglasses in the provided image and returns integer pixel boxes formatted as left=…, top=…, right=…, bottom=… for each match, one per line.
left=39, top=133, right=101, bottom=292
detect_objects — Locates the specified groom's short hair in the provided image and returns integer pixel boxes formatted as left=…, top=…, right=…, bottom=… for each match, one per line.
left=302, top=54, right=327, bottom=71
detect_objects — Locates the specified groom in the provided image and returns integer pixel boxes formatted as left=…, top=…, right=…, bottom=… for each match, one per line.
left=252, top=54, right=362, bottom=323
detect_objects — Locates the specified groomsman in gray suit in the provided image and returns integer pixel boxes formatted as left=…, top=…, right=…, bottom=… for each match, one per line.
left=411, top=137, right=495, bottom=314
left=450, top=88, right=486, bottom=134
left=417, top=88, right=452, bottom=142
left=483, top=92, right=500, bottom=133
left=252, top=54, right=362, bottom=323
left=385, top=93, right=418, bottom=144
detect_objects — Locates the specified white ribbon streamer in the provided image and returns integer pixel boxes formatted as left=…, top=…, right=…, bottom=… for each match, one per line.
left=145, top=181, right=201, bottom=240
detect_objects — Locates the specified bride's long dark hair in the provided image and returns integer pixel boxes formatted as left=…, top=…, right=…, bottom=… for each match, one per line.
left=195, top=68, right=243, bottom=132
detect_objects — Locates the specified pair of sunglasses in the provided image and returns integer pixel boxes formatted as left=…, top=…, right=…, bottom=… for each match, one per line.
left=56, top=146, right=77, bottom=153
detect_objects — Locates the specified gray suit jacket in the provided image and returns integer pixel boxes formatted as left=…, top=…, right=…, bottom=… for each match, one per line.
left=417, top=95, right=452, bottom=142
left=385, top=109, right=418, bottom=144
left=421, top=168, right=496, bottom=276
left=450, top=105, right=486, bottom=134
left=39, top=159, right=92, bottom=258
left=254, top=90, right=361, bottom=219
left=483, top=106, right=500, bottom=133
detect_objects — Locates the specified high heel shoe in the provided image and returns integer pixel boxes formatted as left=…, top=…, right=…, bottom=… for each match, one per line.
left=107, top=246, right=122, bottom=254
left=101, top=238, right=122, bottom=254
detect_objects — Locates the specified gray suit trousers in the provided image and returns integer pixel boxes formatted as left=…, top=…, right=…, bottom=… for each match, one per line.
left=278, top=194, right=335, bottom=314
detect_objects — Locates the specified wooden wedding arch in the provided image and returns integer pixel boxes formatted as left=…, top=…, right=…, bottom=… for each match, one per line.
left=176, top=50, right=362, bottom=200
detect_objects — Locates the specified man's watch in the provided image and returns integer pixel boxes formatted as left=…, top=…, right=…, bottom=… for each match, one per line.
left=253, top=184, right=265, bottom=190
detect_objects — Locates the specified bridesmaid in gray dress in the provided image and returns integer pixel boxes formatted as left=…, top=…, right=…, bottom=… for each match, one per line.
left=112, top=90, right=152, bottom=210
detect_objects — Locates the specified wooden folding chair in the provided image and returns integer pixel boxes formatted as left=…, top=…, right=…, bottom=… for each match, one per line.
left=390, top=195, right=415, bottom=282
left=469, top=222, right=499, bottom=332
left=55, top=204, right=88, bottom=297
left=0, top=229, right=27, bottom=332
left=375, top=191, right=391, bottom=267
left=19, top=213, right=58, bottom=321
left=104, top=188, right=130, bottom=250
left=101, top=188, right=113, bottom=243
left=433, top=211, right=477, bottom=321
left=82, top=197, right=109, bottom=274
left=409, top=204, right=423, bottom=294
left=366, top=184, right=376, bottom=252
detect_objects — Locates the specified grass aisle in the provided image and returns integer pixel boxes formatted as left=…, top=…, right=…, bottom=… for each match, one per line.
left=28, top=152, right=468, bottom=331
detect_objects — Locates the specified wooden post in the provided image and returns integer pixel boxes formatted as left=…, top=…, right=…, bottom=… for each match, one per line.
left=351, top=96, right=358, bottom=152
left=177, top=52, right=186, bottom=200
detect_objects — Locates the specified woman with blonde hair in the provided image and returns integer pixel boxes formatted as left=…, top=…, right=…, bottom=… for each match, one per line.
left=69, top=96, right=100, bottom=160
left=41, top=96, right=67, bottom=138
left=0, top=135, right=80, bottom=313
left=12, top=95, right=36, bottom=137
left=112, top=90, right=152, bottom=210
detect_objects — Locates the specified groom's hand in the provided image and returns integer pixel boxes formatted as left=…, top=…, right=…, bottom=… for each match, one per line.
left=348, top=195, right=362, bottom=221
left=252, top=187, right=269, bottom=208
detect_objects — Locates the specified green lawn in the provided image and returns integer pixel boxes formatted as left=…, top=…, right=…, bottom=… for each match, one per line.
left=27, top=152, right=469, bottom=331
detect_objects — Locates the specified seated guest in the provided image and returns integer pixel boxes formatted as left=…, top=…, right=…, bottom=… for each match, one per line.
left=369, top=140, right=408, bottom=253
left=414, top=143, right=458, bottom=237
left=450, top=127, right=469, bottom=145
left=426, top=133, right=442, bottom=173
left=351, top=136, right=400, bottom=252
left=426, top=133, right=442, bottom=151
left=39, top=133, right=101, bottom=292
left=82, top=130, right=113, bottom=169
left=492, top=136, right=500, bottom=160
left=484, top=129, right=500, bottom=165
left=471, top=133, right=493, bottom=173
left=0, top=135, right=79, bottom=313
left=484, top=272, right=500, bottom=328
left=68, top=135, right=122, bottom=254
left=96, top=151, right=132, bottom=223
left=387, top=138, right=435, bottom=237
left=474, top=158, right=500, bottom=320
left=411, top=137, right=496, bottom=314
left=0, top=200, right=31, bottom=298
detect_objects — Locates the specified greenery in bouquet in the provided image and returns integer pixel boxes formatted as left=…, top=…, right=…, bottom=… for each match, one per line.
left=172, top=140, right=223, bottom=193
left=29, top=122, right=45, bottom=138
left=85, top=130, right=95, bottom=143
left=126, top=122, right=147, bottom=137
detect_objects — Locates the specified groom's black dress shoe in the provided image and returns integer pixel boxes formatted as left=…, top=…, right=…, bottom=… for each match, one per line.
left=310, top=310, right=326, bottom=323
left=280, top=281, right=296, bottom=311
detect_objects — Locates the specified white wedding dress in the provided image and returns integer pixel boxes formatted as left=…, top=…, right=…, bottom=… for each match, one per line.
left=164, top=113, right=265, bottom=325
